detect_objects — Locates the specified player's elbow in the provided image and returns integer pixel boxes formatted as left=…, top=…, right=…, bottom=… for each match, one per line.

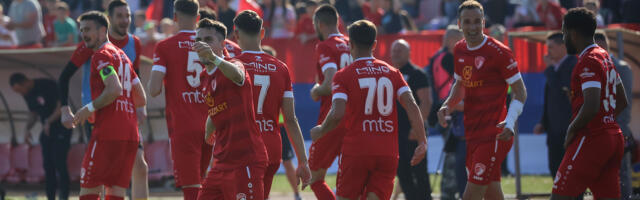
left=148, top=82, right=161, bottom=97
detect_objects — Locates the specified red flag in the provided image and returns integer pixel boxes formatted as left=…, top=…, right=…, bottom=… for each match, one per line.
left=237, top=0, right=263, bottom=17
left=145, top=0, right=164, bottom=22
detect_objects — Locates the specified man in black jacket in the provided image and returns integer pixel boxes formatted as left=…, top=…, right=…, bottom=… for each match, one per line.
left=533, top=32, right=577, bottom=180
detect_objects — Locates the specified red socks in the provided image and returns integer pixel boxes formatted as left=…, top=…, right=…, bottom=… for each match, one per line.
left=105, top=195, right=124, bottom=200
left=79, top=194, right=100, bottom=200
left=183, top=187, right=200, bottom=200
left=311, top=181, right=336, bottom=200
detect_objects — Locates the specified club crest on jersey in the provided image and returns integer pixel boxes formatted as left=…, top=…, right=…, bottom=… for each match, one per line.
left=236, top=193, right=247, bottom=200
left=210, top=78, right=218, bottom=92
left=475, top=56, right=485, bottom=69
left=205, top=92, right=215, bottom=107
left=474, top=163, right=486, bottom=176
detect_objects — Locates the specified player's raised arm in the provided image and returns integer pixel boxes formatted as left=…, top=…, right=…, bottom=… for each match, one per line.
left=193, top=41, right=246, bottom=85
left=614, top=76, right=628, bottom=116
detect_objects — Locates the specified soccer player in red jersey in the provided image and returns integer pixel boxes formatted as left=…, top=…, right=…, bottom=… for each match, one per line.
left=550, top=8, right=629, bottom=200
left=232, top=10, right=312, bottom=198
left=308, top=5, right=351, bottom=199
left=310, top=20, right=427, bottom=200
left=69, top=11, right=146, bottom=200
left=147, top=1, right=211, bottom=199
left=58, top=1, right=150, bottom=198
left=190, top=18, right=269, bottom=200
left=437, top=1, right=527, bottom=200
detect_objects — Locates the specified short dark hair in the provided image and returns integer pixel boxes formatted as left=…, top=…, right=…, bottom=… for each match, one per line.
left=458, top=0, right=484, bottom=16
left=107, top=0, right=128, bottom=16
left=546, top=32, right=564, bottom=44
left=563, top=8, right=597, bottom=38
left=199, top=7, right=217, bottom=20
left=174, top=0, right=199, bottom=17
left=234, top=10, right=262, bottom=35
left=56, top=1, right=69, bottom=11
left=197, top=18, right=227, bottom=39
left=348, top=20, right=377, bottom=49
left=314, top=4, right=338, bottom=26
left=9, top=73, right=27, bottom=86
left=594, top=31, right=607, bottom=43
left=78, top=11, right=109, bottom=29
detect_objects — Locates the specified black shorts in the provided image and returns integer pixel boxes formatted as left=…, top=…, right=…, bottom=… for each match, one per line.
left=280, top=126, right=295, bottom=161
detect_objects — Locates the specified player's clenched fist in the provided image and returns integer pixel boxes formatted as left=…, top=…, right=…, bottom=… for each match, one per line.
left=192, top=41, right=215, bottom=65
left=437, top=106, right=450, bottom=128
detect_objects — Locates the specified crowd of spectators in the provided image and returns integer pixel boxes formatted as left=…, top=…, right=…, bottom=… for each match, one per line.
left=0, top=0, right=638, bottom=49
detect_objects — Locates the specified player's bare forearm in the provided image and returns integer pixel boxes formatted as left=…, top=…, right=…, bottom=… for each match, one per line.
left=400, top=92, right=427, bottom=142
left=282, top=98, right=308, bottom=163
left=205, top=116, right=216, bottom=139
left=319, top=99, right=346, bottom=135
left=147, top=70, right=165, bottom=97
left=313, top=68, right=337, bottom=97
left=570, top=88, right=601, bottom=131
left=509, top=79, right=528, bottom=104
left=614, top=82, right=628, bottom=116
left=93, top=75, right=123, bottom=110
left=416, top=87, right=432, bottom=122
left=132, top=82, right=147, bottom=108
left=213, top=59, right=246, bottom=85
left=442, top=81, right=465, bottom=109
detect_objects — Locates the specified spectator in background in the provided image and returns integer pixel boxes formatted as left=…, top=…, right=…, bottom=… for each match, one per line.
left=399, top=10, right=418, bottom=33
left=489, top=24, right=506, bottom=41
left=53, top=2, right=77, bottom=46
left=42, top=0, right=57, bottom=47
left=536, top=0, right=565, bottom=29
left=583, top=0, right=604, bottom=27
left=295, top=0, right=317, bottom=43
left=533, top=32, right=576, bottom=183
left=380, top=0, right=403, bottom=34
left=391, top=38, right=433, bottom=200
left=0, top=4, right=17, bottom=48
left=622, top=0, right=640, bottom=23
left=443, top=0, right=461, bottom=23
left=159, top=17, right=176, bottom=39
left=7, top=0, right=46, bottom=48
left=415, top=0, right=442, bottom=29
left=508, top=0, right=541, bottom=28
left=10, top=73, right=71, bottom=200
left=594, top=32, right=635, bottom=200
left=359, top=0, right=384, bottom=26
left=264, top=0, right=296, bottom=39
left=133, top=9, right=147, bottom=38
left=217, top=0, right=236, bottom=37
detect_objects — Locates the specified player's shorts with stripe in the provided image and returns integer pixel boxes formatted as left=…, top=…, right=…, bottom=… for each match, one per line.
left=466, top=137, right=513, bottom=185
left=197, top=164, right=266, bottom=200
left=552, top=130, right=624, bottom=199
left=169, top=131, right=213, bottom=187
left=309, top=126, right=345, bottom=171
left=336, top=155, right=397, bottom=200
left=80, top=139, right=138, bottom=188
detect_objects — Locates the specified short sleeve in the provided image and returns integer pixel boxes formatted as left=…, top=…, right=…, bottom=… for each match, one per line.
left=152, top=42, right=167, bottom=73
left=316, top=44, right=338, bottom=73
left=576, top=58, right=604, bottom=90
left=496, top=48, right=521, bottom=84
left=91, top=52, right=116, bottom=83
left=331, top=71, right=348, bottom=101
left=282, top=66, right=294, bottom=98
left=453, top=47, right=463, bottom=81
left=395, top=70, right=411, bottom=98
left=70, top=42, right=93, bottom=67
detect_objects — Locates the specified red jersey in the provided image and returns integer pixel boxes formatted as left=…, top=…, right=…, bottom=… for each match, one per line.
left=71, top=34, right=142, bottom=70
left=536, top=2, right=566, bottom=30
left=202, top=60, right=268, bottom=170
left=70, top=42, right=94, bottom=67
left=237, top=51, right=294, bottom=164
left=224, top=39, right=242, bottom=58
left=453, top=36, right=521, bottom=142
left=152, top=30, right=209, bottom=135
left=331, top=57, right=410, bottom=156
left=570, top=44, right=622, bottom=135
left=315, top=33, right=351, bottom=123
left=90, top=42, right=140, bottom=142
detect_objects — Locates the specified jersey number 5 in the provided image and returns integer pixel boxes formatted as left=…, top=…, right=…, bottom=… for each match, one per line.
left=359, top=77, right=393, bottom=116
left=186, top=51, right=204, bottom=88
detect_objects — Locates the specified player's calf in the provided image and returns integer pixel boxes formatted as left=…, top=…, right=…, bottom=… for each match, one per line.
left=131, top=149, right=149, bottom=199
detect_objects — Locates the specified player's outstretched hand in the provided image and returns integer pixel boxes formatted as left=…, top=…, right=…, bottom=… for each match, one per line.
left=437, top=106, right=450, bottom=128
left=410, top=142, right=427, bottom=166
left=496, top=121, right=514, bottom=141
left=192, top=41, right=215, bottom=65
left=297, top=162, right=312, bottom=190
left=61, top=106, right=75, bottom=129
left=72, top=106, right=91, bottom=127
left=310, top=125, right=323, bottom=142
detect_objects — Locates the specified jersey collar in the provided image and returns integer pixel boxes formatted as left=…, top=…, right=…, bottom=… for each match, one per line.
left=354, top=56, right=375, bottom=62
left=579, top=44, right=599, bottom=58
left=179, top=30, right=196, bottom=33
left=241, top=50, right=265, bottom=55
left=466, top=35, right=488, bottom=51
left=328, top=33, right=343, bottom=38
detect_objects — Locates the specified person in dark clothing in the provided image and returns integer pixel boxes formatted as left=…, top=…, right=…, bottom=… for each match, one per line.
left=391, top=39, right=433, bottom=200
left=9, top=73, right=71, bottom=200
left=380, top=0, right=403, bottom=34
left=533, top=32, right=576, bottom=179
left=217, top=0, right=236, bottom=37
